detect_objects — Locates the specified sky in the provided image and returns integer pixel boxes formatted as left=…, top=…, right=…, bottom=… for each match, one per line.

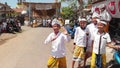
left=0, top=0, right=68, bottom=8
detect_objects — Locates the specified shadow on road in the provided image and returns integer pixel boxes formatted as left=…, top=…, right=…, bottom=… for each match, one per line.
left=107, top=60, right=120, bottom=68
left=84, top=60, right=120, bottom=68
left=85, top=65, right=90, bottom=68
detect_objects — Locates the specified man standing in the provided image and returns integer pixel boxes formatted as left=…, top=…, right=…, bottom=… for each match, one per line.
left=99, top=4, right=112, bottom=32
left=84, top=13, right=100, bottom=67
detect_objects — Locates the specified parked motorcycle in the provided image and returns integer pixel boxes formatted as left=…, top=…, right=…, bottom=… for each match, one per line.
left=6, top=23, right=14, bottom=33
left=113, top=38, right=120, bottom=64
left=65, top=22, right=78, bottom=39
left=10, top=21, right=21, bottom=32
left=13, top=22, right=21, bottom=32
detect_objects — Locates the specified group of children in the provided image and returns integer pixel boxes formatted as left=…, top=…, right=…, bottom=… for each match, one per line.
left=44, top=14, right=120, bottom=68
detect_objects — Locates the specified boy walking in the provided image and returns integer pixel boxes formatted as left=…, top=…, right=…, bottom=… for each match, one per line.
left=44, top=19, right=70, bottom=68
left=72, top=18, right=87, bottom=68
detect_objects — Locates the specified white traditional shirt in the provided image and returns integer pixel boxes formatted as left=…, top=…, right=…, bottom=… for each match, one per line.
left=74, top=27, right=87, bottom=47
left=44, top=32, right=70, bottom=58
left=92, top=32, right=111, bottom=54
left=86, top=23, right=98, bottom=46
left=100, top=10, right=112, bottom=22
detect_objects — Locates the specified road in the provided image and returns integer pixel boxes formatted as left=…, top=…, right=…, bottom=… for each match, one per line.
left=0, top=27, right=117, bottom=68
left=0, top=27, right=73, bottom=68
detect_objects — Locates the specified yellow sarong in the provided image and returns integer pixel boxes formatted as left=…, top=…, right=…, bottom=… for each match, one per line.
left=91, top=52, right=106, bottom=68
left=47, top=56, right=67, bottom=68
left=73, top=46, right=85, bottom=62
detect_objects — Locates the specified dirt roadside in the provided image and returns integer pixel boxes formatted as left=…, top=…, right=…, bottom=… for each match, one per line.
left=0, top=26, right=31, bottom=45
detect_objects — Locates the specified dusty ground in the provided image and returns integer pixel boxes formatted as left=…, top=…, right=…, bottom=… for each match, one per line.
left=0, top=26, right=32, bottom=45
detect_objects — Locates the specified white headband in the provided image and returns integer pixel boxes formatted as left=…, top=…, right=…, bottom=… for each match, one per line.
left=100, top=21, right=107, bottom=25
left=79, top=18, right=87, bottom=22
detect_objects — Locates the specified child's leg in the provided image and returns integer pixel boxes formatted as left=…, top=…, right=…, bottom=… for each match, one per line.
left=83, top=52, right=90, bottom=67
left=78, top=61, right=82, bottom=68
left=91, top=52, right=96, bottom=68
left=84, top=47, right=92, bottom=67
left=102, top=54, right=106, bottom=68
left=72, top=60, right=76, bottom=68
left=78, top=64, right=81, bottom=68
left=96, top=54, right=102, bottom=68
left=77, top=47, right=85, bottom=68
left=72, top=46, right=81, bottom=68
left=83, top=53, right=87, bottom=67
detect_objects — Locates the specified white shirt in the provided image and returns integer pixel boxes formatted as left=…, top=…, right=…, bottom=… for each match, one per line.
left=74, top=27, right=87, bottom=47
left=44, top=32, right=70, bottom=58
left=47, top=19, right=51, bottom=24
left=92, top=32, right=111, bottom=54
left=86, top=23, right=98, bottom=46
left=2, top=22, right=7, bottom=28
left=100, top=10, right=111, bottom=22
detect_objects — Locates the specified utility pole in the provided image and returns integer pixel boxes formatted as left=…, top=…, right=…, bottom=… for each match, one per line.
left=55, top=0, right=58, bottom=17
left=29, top=0, right=31, bottom=24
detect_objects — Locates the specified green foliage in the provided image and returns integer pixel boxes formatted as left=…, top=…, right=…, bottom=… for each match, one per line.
left=61, top=0, right=72, bottom=2
left=61, top=0, right=65, bottom=2
left=61, top=7, right=74, bottom=19
left=88, top=0, right=92, bottom=4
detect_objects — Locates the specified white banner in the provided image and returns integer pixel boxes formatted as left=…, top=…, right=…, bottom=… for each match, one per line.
left=92, top=0, right=120, bottom=18
left=35, top=4, right=52, bottom=10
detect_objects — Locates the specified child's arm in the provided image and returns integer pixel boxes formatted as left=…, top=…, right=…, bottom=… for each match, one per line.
left=44, top=34, right=52, bottom=45
left=64, top=34, right=71, bottom=42
left=107, top=42, right=120, bottom=49
left=106, top=33, right=120, bottom=49
left=73, top=28, right=78, bottom=45
left=91, top=40, right=94, bottom=51
left=62, top=27, right=71, bottom=42
left=61, top=27, right=68, bottom=35
left=44, top=34, right=58, bottom=45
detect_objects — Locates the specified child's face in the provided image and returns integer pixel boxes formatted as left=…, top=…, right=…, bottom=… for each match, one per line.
left=52, top=24, right=60, bottom=33
left=92, top=18, right=97, bottom=25
left=97, top=23, right=105, bottom=31
left=79, top=21, right=86, bottom=29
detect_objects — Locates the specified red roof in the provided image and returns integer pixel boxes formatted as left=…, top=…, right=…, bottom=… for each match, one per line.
left=12, top=8, right=23, bottom=13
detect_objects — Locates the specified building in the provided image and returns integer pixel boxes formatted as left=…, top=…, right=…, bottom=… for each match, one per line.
left=0, top=3, right=13, bottom=21
left=16, top=1, right=61, bottom=19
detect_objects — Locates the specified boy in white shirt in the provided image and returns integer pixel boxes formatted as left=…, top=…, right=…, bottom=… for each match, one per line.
left=91, top=20, right=120, bottom=68
left=72, top=18, right=87, bottom=68
left=84, top=13, right=100, bottom=67
left=44, top=19, right=70, bottom=68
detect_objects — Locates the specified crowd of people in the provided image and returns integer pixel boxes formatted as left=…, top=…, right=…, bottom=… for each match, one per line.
left=27, top=17, right=64, bottom=28
left=0, top=17, right=22, bottom=34
left=44, top=4, right=120, bottom=68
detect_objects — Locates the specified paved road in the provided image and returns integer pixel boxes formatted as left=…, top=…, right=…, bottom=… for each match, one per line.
left=0, top=27, right=73, bottom=68
left=0, top=27, right=118, bottom=68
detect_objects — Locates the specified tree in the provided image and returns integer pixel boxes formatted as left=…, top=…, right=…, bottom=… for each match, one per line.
left=61, top=0, right=72, bottom=2
left=61, top=7, right=74, bottom=19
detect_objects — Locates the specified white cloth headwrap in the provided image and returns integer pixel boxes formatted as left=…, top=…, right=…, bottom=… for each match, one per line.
left=99, top=4, right=106, bottom=8
left=52, top=18, right=61, bottom=26
left=79, top=18, right=87, bottom=22
left=92, top=12, right=100, bottom=18
left=100, top=21, right=107, bottom=25
left=96, top=19, right=106, bottom=25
